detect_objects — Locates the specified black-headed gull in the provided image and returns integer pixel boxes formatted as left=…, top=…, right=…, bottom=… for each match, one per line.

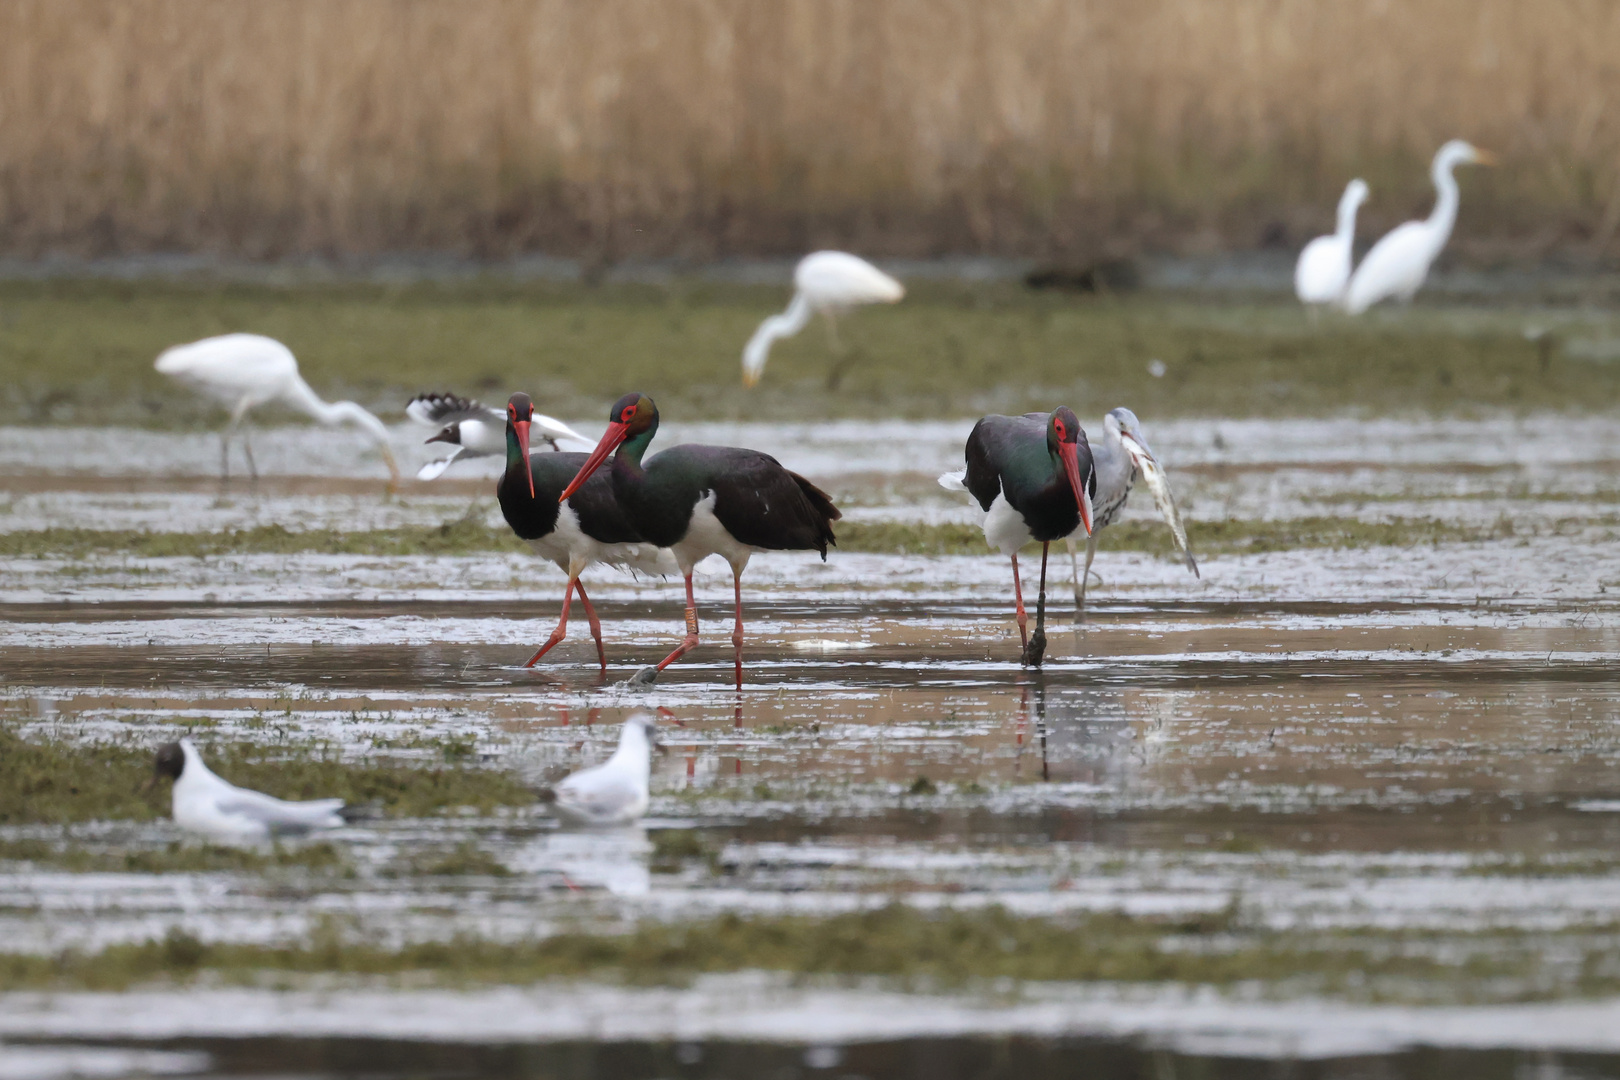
left=407, top=392, right=589, bottom=480
left=541, top=713, right=659, bottom=826
left=151, top=739, right=347, bottom=843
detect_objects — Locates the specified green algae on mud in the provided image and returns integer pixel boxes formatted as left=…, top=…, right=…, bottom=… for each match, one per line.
left=0, top=514, right=1524, bottom=561
left=0, top=836, right=350, bottom=875
left=0, top=726, right=537, bottom=825
left=0, top=278, right=1614, bottom=425
left=0, top=903, right=1571, bottom=1003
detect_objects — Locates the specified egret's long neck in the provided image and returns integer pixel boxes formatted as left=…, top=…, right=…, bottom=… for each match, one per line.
left=742, top=291, right=813, bottom=381
left=282, top=376, right=391, bottom=445
left=1426, top=155, right=1461, bottom=241
left=1334, top=195, right=1362, bottom=242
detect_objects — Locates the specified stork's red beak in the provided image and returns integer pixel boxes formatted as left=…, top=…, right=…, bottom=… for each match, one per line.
left=513, top=419, right=534, bottom=498
left=559, top=421, right=629, bottom=503
left=1060, top=441, right=1093, bottom=536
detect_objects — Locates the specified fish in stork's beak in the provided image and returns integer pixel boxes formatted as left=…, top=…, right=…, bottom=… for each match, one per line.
left=559, top=421, right=629, bottom=502
left=1119, top=430, right=1158, bottom=474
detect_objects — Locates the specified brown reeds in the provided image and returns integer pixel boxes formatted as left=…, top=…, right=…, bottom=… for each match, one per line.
left=0, top=0, right=1617, bottom=260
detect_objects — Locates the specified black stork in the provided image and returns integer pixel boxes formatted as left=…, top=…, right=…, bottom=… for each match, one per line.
left=939, top=407, right=1096, bottom=667
left=497, top=393, right=676, bottom=672
left=558, top=392, right=841, bottom=688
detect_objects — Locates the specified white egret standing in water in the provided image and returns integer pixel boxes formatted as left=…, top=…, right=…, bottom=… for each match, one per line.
left=741, top=251, right=904, bottom=388
left=1343, top=141, right=1495, bottom=314
left=1294, top=179, right=1369, bottom=307
left=155, top=333, right=400, bottom=486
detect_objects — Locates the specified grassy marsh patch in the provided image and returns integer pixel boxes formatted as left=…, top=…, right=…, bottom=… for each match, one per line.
left=0, top=280, right=1612, bottom=425
left=0, top=903, right=1548, bottom=1001
left=0, top=837, right=349, bottom=875
left=0, top=725, right=536, bottom=825
left=0, top=514, right=1527, bottom=562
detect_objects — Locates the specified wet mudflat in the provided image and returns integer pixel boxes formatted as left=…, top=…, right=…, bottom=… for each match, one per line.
left=4, top=417, right=1620, bottom=1073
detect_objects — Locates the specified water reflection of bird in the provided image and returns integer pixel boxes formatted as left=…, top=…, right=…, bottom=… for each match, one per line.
left=154, top=333, right=400, bottom=488
left=741, top=251, right=905, bottom=388
left=1343, top=140, right=1496, bottom=314
left=497, top=393, right=676, bottom=672
left=1295, top=179, right=1369, bottom=307
left=539, top=713, right=659, bottom=826
left=407, top=392, right=588, bottom=480
left=149, top=739, right=347, bottom=843
left=560, top=393, right=841, bottom=688
left=940, top=407, right=1095, bottom=667
left=1068, top=408, right=1198, bottom=616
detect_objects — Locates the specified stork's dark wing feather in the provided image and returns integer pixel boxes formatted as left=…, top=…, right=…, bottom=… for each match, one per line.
left=708, top=450, right=840, bottom=557
left=406, top=392, right=502, bottom=427
left=962, top=415, right=1043, bottom=512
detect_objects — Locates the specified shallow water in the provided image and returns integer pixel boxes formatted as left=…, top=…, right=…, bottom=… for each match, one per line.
left=4, top=417, right=1620, bottom=1052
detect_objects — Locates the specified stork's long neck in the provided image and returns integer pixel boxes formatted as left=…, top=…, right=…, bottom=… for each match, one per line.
left=611, top=424, right=658, bottom=482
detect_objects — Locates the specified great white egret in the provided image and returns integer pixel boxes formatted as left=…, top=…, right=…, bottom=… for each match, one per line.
left=1294, top=179, right=1369, bottom=306
left=154, top=333, right=400, bottom=486
left=741, top=251, right=904, bottom=388
left=1342, top=141, right=1496, bottom=314
left=406, top=392, right=589, bottom=480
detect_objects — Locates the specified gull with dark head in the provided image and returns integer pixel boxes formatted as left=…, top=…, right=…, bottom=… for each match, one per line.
left=407, top=392, right=588, bottom=480
left=150, top=739, right=347, bottom=844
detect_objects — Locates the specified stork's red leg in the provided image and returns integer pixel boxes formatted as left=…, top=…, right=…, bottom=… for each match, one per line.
left=730, top=568, right=745, bottom=689
left=525, top=577, right=576, bottom=667
left=654, top=572, right=701, bottom=672
left=1010, top=553, right=1029, bottom=651
left=574, top=579, right=607, bottom=672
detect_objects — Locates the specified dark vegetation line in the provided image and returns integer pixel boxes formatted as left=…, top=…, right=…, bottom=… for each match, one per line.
left=0, top=515, right=1528, bottom=562
left=0, top=903, right=1553, bottom=998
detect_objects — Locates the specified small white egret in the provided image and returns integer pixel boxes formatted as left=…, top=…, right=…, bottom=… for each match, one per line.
left=1343, top=141, right=1496, bottom=314
left=741, top=251, right=904, bottom=388
left=150, top=739, right=348, bottom=844
left=406, top=392, right=589, bottom=480
left=154, top=333, right=400, bottom=486
left=1294, top=179, right=1369, bottom=306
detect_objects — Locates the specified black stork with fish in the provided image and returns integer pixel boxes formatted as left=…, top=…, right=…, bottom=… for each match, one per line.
left=497, top=393, right=675, bottom=673
left=940, top=406, right=1096, bottom=667
left=559, top=392, right=840, bottom=688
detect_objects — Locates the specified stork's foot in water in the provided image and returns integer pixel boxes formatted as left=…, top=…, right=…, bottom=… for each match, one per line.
left=627, top=666, right=661, bottom=687
left=1021, top=628, right=1048, bottom=668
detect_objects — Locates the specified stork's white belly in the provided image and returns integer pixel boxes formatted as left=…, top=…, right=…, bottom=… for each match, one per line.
left=528, top=504, right=674, bottom=576
left=671, top=491, right=756, bottom=574
left=981, top=492, right=1031, bottom=555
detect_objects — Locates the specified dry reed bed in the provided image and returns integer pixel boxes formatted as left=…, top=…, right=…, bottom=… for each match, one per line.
left=0, top=0, right=1616, bottom=258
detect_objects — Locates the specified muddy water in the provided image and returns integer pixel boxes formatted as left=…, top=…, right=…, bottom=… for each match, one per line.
left=4, top=417, right=1620, bottom=1058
